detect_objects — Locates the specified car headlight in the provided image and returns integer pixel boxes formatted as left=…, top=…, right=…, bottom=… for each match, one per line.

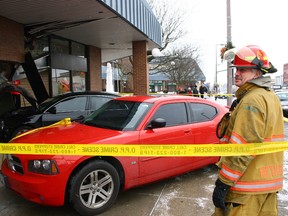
left=28, top=159, right=59, bottom=175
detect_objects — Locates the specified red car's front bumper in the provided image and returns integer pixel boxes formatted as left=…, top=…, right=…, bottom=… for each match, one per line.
left=1, top=159, right=66, bottom=206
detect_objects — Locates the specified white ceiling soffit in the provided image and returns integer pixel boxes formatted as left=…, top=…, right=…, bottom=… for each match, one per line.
left=0, top=0, right=159, bottom=62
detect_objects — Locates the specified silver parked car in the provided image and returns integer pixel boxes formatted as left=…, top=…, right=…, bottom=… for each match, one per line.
left=275, top=91, right=288, bottom=117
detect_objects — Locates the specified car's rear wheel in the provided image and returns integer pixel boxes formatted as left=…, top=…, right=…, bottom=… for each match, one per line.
left=69, top=160, right=120, bottom=216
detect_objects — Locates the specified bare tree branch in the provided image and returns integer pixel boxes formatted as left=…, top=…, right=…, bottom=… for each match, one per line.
left=149, top=44, right=203, bottom=86
left=147, top=0, right=188, bottom=61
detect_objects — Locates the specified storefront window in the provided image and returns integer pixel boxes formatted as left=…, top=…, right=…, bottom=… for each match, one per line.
left=50, top=37, right=87, bottom=96
left=11, top=36, right=87, bottom=98
left=71, top=42, right=85, bottom=57
left=72, top=70, right=86, bottom=91
left=31, top=37, right=49, bottom=59
left=51, top=37, right=69, bottom=54
left=51, top=69, right=70, bottom=95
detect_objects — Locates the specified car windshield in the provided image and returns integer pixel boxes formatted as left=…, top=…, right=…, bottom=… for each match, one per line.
left=83, top=100, right=152, bottom=131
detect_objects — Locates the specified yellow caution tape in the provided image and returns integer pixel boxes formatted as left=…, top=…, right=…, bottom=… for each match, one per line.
left=0, top=142, right=287, bottom=157
left=1, top=118, right=287, bottom=157
left=149, top=93, right=235, bottom=97
left=10, top=118, right=72, bottom=142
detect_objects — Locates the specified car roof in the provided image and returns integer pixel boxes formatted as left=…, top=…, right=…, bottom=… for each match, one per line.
left=50, top=91, right=120, bottom=99
left=64, top=91, right=119, bottom=96
left=38, top=91, right=120, bottom=107
left=115, top=95, right=223, bottom=105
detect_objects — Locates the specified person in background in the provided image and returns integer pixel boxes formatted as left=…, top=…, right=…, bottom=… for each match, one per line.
left=192, top=85, right=199, bottom=97
left=199, top=83, right=207, bottom=98
left=187, top=87, right=192, bottom=96
left=212, top=45, right=284, bottom=216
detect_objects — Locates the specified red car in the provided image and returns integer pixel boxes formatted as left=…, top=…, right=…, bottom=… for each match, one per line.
left=0, top=95, right=228, bottom=215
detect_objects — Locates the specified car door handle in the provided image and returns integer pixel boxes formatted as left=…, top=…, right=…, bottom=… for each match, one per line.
left=184, top=130, right=191, bottom=133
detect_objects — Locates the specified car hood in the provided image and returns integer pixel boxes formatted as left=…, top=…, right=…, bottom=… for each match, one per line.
left=11, top=122, right=134, bottom=144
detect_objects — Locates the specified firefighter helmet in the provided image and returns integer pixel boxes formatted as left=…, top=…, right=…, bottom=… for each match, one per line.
left=224, top=45, right=277, bottom=73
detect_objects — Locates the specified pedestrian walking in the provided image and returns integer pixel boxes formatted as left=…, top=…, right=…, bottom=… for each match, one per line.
left=212, top=45, right=284, bottom=216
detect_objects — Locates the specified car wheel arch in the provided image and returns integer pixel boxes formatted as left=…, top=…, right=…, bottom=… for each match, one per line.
left=65, top=156, right=125, bottom=202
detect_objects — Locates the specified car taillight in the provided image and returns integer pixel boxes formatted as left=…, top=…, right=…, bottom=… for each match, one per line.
left=28, top=160, right=59, bottom=175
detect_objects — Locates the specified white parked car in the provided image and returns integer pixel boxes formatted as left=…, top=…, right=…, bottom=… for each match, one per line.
left=275, top=91, right=288, bottom=117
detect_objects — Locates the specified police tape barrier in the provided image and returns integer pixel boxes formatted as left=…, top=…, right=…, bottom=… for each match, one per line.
left=0, top=142, right=287, bottom=157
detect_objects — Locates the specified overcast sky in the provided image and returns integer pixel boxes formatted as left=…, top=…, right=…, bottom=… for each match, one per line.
left=161, top=0, right=288, bottom=85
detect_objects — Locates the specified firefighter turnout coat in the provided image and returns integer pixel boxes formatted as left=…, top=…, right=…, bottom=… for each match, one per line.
left=217, top=76, right=284, bottom=194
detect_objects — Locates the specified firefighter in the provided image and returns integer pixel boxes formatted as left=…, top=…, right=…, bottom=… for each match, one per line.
left=212, top=45, right=284, bottom=216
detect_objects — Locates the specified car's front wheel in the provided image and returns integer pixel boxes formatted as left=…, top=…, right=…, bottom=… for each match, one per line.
left=69, top=160, right=120, bottom=216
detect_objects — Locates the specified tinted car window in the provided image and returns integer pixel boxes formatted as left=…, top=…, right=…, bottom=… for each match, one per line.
left=189, top=103, right=217, bottom=123
left=151, top=103, right=188, bottom=126
left=90, top=96, right=112, bottom=110
left=54, top=96, right=87, bottom=112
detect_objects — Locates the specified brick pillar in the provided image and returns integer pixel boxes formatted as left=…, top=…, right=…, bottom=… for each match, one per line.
left=132, top=41, right=149, bottom=95
left=0, top=16, right=24, bottom=63
left=87, top=45, right=102, bottom=91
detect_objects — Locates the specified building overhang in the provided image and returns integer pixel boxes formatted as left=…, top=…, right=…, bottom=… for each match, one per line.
left=0, top=0, right=162, bottom=63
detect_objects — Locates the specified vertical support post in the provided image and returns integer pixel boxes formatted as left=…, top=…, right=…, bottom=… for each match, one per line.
left=132, top=41, right=149, bottom=95
left=87, top=46, right=102, bottom=91
left=227, top=0, right=233, bottom=106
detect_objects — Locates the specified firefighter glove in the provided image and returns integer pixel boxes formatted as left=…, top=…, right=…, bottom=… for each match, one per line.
left=212, top=179, right=231, bottom=210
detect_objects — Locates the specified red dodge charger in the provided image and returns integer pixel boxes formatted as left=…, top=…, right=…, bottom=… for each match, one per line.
left=0, top=95, right=228, bottom=215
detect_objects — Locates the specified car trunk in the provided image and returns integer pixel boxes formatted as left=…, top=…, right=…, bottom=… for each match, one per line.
left=0, top=74, right=38, bottom=117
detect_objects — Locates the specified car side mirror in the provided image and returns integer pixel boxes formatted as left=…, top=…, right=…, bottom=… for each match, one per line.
left=47, top=106, right=56, bottom=114
left=148, top=118, right=166, bottom=129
